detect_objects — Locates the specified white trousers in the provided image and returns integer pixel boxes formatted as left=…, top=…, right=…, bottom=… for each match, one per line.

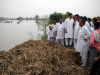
left=80, top=52, right=88, bottom=66
left=87, top=39, right=90, bottom=51
left=65, top=38, right=73, bottom=46
left=74, top=39, right=77, bottom=48
left=56, top=39, right=64, bottom=46
left=53, top=31, right=56, bottom=42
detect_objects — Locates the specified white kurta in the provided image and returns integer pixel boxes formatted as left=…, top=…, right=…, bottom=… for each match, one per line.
left=65, top=18, right=74, bottom=38
left=52, top=24, right=57, bottom=38
left=56, top=23, right=65, bottom=39
left=74, top=21, right=80, bottom=39
left=90, top=27, right=95, bottom=33
left=90, top=21, right=94, bottom=28
left=47, top=30, right=53, bottom=40
left=85, top=21, right=90, bottom=31
left=85, top=21, right=92, bottom=50
left=52, top=24, right=56, bottom=30
left=62, top=22, right=66, bottom=29
left=75, top=25, right=91, bottom=52
left=62, top=22, right=66, bottom=34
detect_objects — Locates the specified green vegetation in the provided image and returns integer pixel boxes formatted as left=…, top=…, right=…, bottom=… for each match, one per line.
left=37, top=15, right=49, bottom=40
left=41, top=34, right=48, bottom=40
left=49, top=12, right=71, bottom=24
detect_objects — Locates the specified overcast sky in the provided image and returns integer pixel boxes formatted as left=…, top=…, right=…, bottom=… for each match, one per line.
left=0, top=0, right=100, bottom=18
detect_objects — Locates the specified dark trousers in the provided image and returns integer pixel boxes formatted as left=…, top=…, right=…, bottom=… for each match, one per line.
left=90, top=47, right=100, bottom=71
left=90, top=58, right=100, bottom=75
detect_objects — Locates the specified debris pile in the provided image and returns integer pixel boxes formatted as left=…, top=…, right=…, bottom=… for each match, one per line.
left=0, top=40, right=89, bottom=75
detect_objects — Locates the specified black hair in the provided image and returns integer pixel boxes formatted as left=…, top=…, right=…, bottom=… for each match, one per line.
left=83, top=16, right=87, bottom=21
left=93, top=18, right=97, bottom=23
left=94, top=22, right=100, bottom=29
left=81, top=19, right=85, bottom=24
left=78, top=16, right=81, bottom=18
left=75, top=14, right=79, bottom=17
left=88, top=18, right=91, bottom=22
left=80, top=16, right=83, bottom=19
left=69, top=13, right=72, bottom=16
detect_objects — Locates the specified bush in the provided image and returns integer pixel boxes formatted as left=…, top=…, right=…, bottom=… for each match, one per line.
left=49, top=12, right=71, bottom=24
left=41, top=34, right=48, bottom=40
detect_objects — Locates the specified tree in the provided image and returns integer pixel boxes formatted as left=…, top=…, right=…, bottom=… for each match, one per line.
left=49, top=12, right=72, bottom=24
left=63, top=12, right=71, bottom=18
left=49, top=12, right=63, bottom=24
left=37, top=15, right=49, bottom=40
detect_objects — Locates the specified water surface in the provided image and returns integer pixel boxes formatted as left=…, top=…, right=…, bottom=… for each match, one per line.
left=0, top=20, right=44, bottom=51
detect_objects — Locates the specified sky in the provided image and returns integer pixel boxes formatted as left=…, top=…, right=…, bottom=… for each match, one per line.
left=0, top=0, right=100, bottom=18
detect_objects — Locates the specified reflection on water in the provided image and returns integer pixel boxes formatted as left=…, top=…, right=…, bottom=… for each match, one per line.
left=0, top=20, right=44, bottom=51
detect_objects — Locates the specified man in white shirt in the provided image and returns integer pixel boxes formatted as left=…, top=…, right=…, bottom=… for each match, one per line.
left=83, top=17, right=91, bottom=51
left=52, top=21, right=57, bottom=42
left=65, top=13, right=74, bottom=47
left=62, top=18, right=66, bottom=35
left=83, top=16, right=90, bottom=31
left=62, top=18, right=66, bottom=46
left=62, top=18, right=65, bottom=23
left=47, top=26, right=54, bottom=41
left=87, top=18, right=94, bottom=33
left=90, top=21, right=94, bottom=28
left=56, top=19, right=65, bottom=46
left=74, top=15, right=80, bottom=48
left=75, top=19, right=91, bottom=66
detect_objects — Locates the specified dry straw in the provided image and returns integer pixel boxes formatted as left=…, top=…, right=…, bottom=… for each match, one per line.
left=0, top=40, right=89, bottom=75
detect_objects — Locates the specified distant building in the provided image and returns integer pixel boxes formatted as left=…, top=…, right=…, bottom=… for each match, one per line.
left=0, top=17, right=5, bottom=21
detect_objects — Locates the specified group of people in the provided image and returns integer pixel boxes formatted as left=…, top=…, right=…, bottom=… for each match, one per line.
left=47, top=13, right=100, bottom=75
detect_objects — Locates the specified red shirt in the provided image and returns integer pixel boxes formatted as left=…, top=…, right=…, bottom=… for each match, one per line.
left=90, top=29, right=100, bottom=51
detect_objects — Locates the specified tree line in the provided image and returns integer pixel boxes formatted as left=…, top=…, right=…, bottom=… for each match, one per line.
left=49, top=12, right=71, bottom=24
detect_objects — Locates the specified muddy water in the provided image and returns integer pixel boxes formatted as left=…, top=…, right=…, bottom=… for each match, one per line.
left=0, top=20, right=45, bottom=51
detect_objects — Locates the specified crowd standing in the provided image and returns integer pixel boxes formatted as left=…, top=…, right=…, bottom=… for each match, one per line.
left=47, top=13, right=100, bottom=75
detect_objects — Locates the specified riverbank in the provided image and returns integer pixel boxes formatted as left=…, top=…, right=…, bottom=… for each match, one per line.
left=0, top=40, right=90, bottom=75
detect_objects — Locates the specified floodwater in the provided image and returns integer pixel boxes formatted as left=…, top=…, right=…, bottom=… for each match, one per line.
left=0, top=20, right=45, bottom=51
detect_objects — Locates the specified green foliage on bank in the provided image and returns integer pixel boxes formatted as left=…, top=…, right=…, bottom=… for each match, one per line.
left=36, top=16, right=49, bottom=40
left=41, top=34, right=48, bottom=40
left=49, top=12, right=71, bottom=24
